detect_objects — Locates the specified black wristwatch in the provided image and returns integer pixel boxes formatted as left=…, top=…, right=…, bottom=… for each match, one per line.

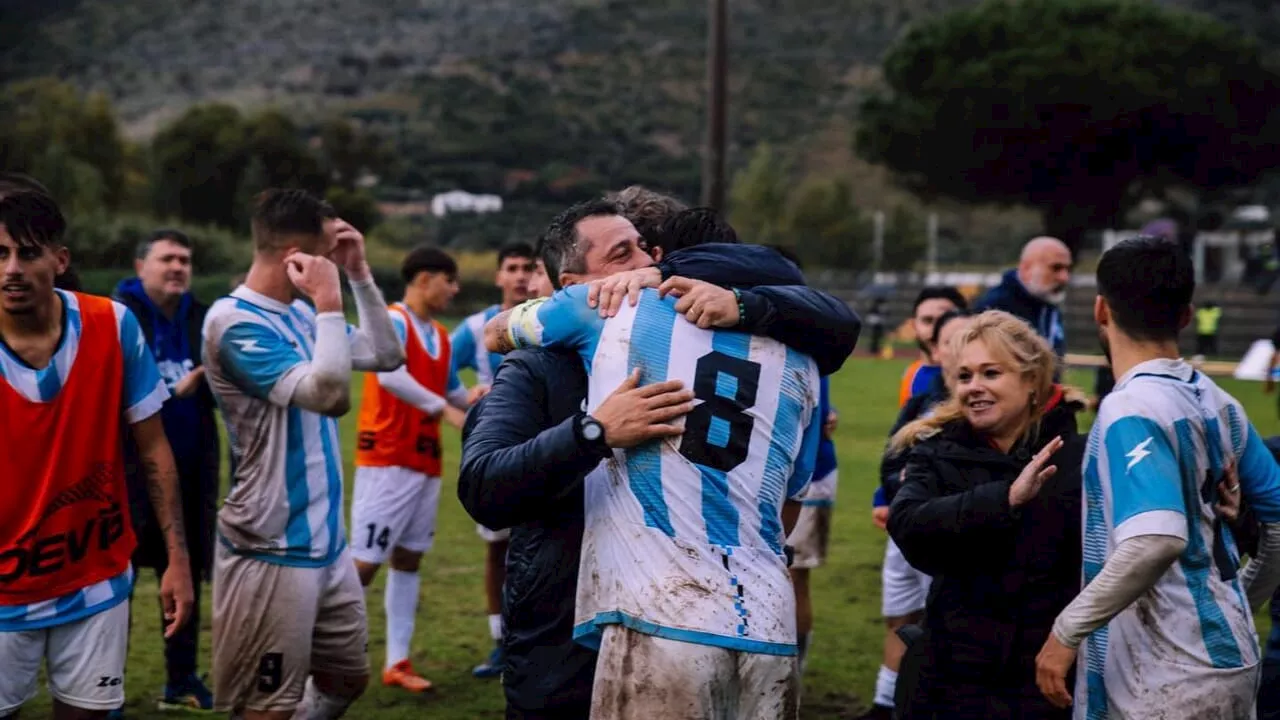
left=576, top=413, right=608, bottom=451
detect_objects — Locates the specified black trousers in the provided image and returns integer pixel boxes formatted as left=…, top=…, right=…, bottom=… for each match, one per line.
left=1196, top=333, right=1218, bottom=356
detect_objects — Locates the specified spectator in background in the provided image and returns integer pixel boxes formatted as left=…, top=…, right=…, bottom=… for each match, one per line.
left=1194, top=300, right=1222, bottom=357
left=860, top=308, right=969, bottom=720
left=974, top=236, right=1072, bottom=362
left=898, top=287, right=967, bottom=409
left=867, top=297, right=887, bottom=356
left=113, top=229, right=219, bottom=713
left=449, top=242, right=536, bottom=678
left=889, top=311, right=1086, bottom=719
left=529, top=258, right=554, bottom=300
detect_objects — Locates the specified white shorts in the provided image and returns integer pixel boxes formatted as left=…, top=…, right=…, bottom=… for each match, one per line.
left=350, top=466, right=441, bottom=564
left=786, top=503, right=832, bottom=570
left=212, top=546, right=368, bottom=714
left=476, top=524, right=510, bottom=543
left=882, top=538, right=932, bottom=618
left=590, top=625, right=798, bottom=720
left=0, top=600, right=129, bottom=714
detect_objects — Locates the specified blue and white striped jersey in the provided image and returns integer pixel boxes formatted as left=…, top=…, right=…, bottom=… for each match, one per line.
left=203, top=287, right=351, bottom=567
left=450, top=304, right=504, bottom=386
left=507, top=285, right=821, bottom=655
left=0, top=291, right=166, bottom=631
left=1077, top=358, right=1280, bottom=719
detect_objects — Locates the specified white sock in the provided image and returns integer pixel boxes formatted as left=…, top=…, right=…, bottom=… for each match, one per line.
left=874, top=665, right=898, bottom=709
left=488, top=613, right=504, bottom=642
left=385, top=569, right=420, bottom=669
left=294, top=677, right=354, bottom=719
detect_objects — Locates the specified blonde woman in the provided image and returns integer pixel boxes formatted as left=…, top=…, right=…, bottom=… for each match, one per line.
left=886, top=310, right=1086, bottom=720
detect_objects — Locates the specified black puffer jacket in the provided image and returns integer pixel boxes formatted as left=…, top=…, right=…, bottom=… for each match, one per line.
left=888, top=390, right=1085, bottom=720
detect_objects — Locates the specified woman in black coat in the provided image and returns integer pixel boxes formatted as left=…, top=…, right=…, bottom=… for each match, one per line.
left=887, top=310, right=1086, bottom=720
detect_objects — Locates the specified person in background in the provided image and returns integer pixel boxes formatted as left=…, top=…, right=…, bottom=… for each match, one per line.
left=767, top=246, right=841, bottom=676
left=529, top=258, right=554, bottom=300
left=351, top=246, right=472, bottom=693
left=974, top=236, right=1072, bottom=364
left=889, top=311, right=1086, bottom=719
left=1194, top=300, right=1222, bottom=358
left=449, top=242, right=536, bottom=678
left=859, top=310, right=969, bottom=720
left=112, top=229, right=220, bottom=714
left=867, top=297, right=887, bottom=356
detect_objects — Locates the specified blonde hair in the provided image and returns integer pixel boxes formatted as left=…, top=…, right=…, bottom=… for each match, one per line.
left=890, top=310, right=1076, bottom=452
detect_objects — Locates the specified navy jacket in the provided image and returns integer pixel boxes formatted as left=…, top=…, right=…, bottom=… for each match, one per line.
left=113, top=280, right=220, bottom=577
left=975, top=269, right=1066, bottom=360
left=458, top=244, right=859, bottom=715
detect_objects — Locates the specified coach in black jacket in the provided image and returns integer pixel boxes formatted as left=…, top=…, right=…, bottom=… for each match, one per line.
left=459, top=208, right=859, bottom=718
left=113, top=230, right=219, bottom=707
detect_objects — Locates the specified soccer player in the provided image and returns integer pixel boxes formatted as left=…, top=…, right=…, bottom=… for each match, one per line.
left=1035, top=235, right=1280, bottom=717
left=493, top=204, right=823, bottom=718
left=203, top=189, right=403, bottom=720
left=351, top=246, right=471, bottom=692
left=0, top=187, right=194, bottom=718
left=449, top=242, right=535, bottom=677
left=864, top=286, right=964, bottom=720
left=529, top=257, right=554, bottom=300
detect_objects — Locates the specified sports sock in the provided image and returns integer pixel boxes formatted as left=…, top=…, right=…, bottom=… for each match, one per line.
left=873, top=665, right=898, bottom=709
left=295, top=677, right=354, bottom=719
left=488, top=613, right=504, bottom=643
left=385, top=569, right=420, bottom=669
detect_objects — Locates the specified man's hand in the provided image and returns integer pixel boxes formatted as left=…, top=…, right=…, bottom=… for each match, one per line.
left=286, top=252, right=342, bottom=313
left=1035, top=633, right=1077, bottom=709
left=872, top=506, right=889, bottom=531
left=443, top=405, right=467, bottom=430
left=172, top=367, right=206, bottom=399
left=467, top=384, right=491, bottom=406
left=824, top=410, right=838, bottom=438
left=328, top=219, right=371, bottom=282
left=1215, top=461, right=1241, bottom=523
left=130, top=414, right=195, bottom=638
left=593, top=369, right=695, bottom=448
left=658, top=277, right=739, bottom=329
left=588, top=267, right=663, bottom=318
left=159, top=561, right=195, bottom=639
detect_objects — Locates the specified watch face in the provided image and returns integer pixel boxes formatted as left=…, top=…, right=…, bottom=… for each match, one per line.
left=583, top=421, right=602, bottom=441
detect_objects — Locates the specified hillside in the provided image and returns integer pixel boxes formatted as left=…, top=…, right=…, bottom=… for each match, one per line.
left=2, top=0, right=1276, bottom=228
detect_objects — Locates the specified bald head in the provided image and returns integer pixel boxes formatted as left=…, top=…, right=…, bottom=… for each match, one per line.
left=1018, top=236, right=1072, bottom=305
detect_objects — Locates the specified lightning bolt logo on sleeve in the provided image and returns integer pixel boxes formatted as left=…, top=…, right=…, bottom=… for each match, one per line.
left=231, top=338, right=263, bottom=353
left=1125, top=436, right=1154, bottom=472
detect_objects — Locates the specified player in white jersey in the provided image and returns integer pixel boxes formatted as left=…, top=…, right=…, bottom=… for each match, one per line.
left=203, top=190, right=403, bottom=720
left=449, top=242, right=535, bottom=677
left=1035, top=236, right=1280, bottom=719
left=491, top=203, right=822, bottom=719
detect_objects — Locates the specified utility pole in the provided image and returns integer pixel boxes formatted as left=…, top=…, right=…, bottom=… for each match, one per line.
left=701, top=0, right=727, bottom=210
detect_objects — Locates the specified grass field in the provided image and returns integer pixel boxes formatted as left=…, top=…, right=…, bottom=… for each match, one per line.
left=25, top=358, right=1280, bottom=719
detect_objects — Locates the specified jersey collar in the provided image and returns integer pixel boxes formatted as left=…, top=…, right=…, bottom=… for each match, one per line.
left=1115, top=357, right=1194, bottom=390
left=231, top=285, right=292, bottom=315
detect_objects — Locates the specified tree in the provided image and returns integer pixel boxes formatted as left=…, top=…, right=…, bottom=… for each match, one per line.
left=779, top=177, right=868, bottom=270
left=856, top=0, right=1280, bottom=252
left=0, top=77, right=128, bottom=210
left=728, top=144, right=791, bottom=246
left=150, top=103, right=250, bottom=228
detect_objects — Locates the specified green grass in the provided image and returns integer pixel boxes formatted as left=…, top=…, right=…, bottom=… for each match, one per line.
left=23, top=359, right=1280, bottom=719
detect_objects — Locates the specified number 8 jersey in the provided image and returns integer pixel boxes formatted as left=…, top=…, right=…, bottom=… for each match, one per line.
left=507, top=285, right=821, bottom=655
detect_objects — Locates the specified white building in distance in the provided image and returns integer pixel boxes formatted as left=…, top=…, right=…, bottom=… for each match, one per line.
left=432, top=190, right=503, bottom=218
